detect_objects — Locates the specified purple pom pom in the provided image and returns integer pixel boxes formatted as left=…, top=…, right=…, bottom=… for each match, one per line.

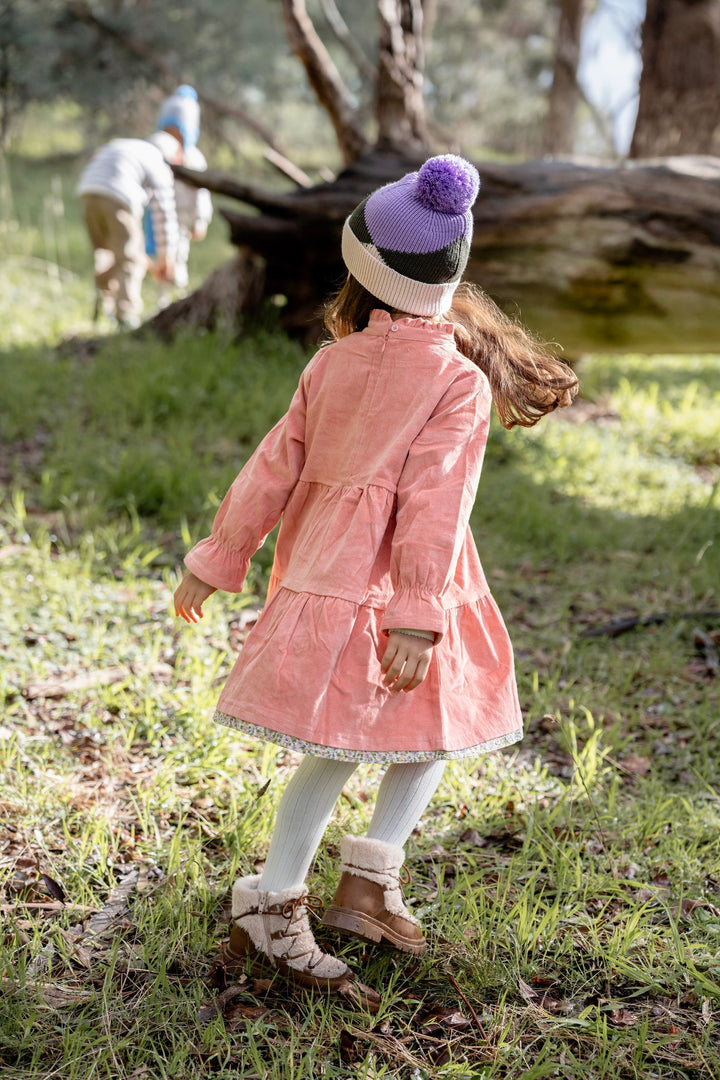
left=415, top=155, right=480, bottom=215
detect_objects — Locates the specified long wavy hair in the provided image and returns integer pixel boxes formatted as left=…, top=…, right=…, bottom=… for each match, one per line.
left=323, top=275, right=579, bottom=429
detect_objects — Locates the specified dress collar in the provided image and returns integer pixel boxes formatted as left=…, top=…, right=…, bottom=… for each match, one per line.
left=364, top=308, right=456, bottom=340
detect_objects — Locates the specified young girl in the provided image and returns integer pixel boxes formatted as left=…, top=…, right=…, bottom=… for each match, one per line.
left=174, top=155, right=578, bottom=1010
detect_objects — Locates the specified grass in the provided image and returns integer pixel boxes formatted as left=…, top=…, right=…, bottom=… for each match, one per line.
left=1, top=150, right=720, bottom=1078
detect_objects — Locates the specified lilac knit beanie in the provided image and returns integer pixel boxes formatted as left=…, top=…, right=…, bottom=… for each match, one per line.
left=341, top=155, right=480, bottom=316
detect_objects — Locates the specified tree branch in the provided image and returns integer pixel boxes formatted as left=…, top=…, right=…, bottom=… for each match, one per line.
left=65, top=1, right=285, bottom=154
left=262, top=148, right=313, bottom=188
left=319, top=0, right=377, bottom=84
left=281, top=0, right=369, bottom=164
left=172, top=165, right=303, bottom=214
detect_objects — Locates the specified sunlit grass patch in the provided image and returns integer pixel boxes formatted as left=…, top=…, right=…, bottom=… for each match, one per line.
left=522, top=419, right=716, bottom=517
left=612, top=377, right=720, bottom=468
left=578, top=353, right=720, bottom=469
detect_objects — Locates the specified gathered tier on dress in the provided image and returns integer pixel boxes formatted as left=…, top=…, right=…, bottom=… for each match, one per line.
left=185, top=310, right=523, bottom=762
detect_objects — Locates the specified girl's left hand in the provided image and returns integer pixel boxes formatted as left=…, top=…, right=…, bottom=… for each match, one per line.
left=174, top=571, right=217, bottom=623
left=381, top=631, right=433, bottom=693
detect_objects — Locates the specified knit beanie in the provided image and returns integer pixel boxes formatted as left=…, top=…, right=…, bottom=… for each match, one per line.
left=157, top=85, right=200, bottom=149
left=341, top=154, right=480, bottom=317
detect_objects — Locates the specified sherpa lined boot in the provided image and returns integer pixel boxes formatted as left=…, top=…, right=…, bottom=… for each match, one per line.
left=322, top=836, right=427, bottom=955
left=222, top=874, right=381, bottom=1011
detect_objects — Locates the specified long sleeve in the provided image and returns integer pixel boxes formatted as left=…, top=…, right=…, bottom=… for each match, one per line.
left=146, top=166, right=178, bottom=262
left=195, top=187, right=213, bottom=229
left=184, top=367, right=311, bottom=592
left=185, top=147, right=212, bottom=229
left=381, top=371, right=490, bottom=640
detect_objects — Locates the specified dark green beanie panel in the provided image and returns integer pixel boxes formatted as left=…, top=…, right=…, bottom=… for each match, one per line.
left=374, top=236, right=469, bottom=284
left=348, top=199, right=373, bottom=244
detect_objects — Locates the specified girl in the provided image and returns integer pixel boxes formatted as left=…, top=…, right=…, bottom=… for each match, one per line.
left=174, top=155, right=578, bottom=1010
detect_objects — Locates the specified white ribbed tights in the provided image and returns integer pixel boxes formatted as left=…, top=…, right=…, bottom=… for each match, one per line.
left=257, top=754, right=446, bottom=893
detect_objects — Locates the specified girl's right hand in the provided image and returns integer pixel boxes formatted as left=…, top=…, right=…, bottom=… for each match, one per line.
left=381, top=631, right=433, bottom=693
left=174, top=571, right=217, bottom=623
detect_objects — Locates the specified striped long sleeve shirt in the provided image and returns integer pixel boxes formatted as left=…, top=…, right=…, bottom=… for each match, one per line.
left=78, top=138, right=178, bottom=261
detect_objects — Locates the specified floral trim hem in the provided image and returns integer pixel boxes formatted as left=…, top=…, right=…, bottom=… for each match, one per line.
left=213, top=710, right=523, bottom=763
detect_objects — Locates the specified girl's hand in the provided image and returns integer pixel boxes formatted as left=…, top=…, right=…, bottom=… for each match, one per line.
left=381, top=631, right=433, bottom=693
left=174, top=571, right=216, bottom=623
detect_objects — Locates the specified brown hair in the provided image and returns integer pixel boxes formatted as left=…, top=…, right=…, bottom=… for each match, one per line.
left=323, top=275, right=579, bottom=429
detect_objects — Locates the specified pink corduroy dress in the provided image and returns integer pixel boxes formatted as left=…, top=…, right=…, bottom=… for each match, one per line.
left=185, top=310, right=523, bottom=762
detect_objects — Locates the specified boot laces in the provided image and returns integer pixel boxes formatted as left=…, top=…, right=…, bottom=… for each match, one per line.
left=275, top=893, right=333, bottom=972
left=280, top=892, right=324, bottom=923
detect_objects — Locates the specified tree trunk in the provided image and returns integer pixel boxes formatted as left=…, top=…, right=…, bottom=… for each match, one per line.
left=281, top=0, right=430, bottom=162
left=376, top=0, right=428, bottom=152
left=147, top=252, right=265, bottom=341
left=281, top=0, right=369, bottom=164
left=542, top=0, right=585, bottom=156
left=630, top=0, right=720, bottom=157
left=160, top=151, right=720, bottom=356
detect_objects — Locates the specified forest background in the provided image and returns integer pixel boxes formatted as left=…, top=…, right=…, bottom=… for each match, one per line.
left=1, top=0, right=644, bottom=160
left=1, top=2, right=719, bottom=1078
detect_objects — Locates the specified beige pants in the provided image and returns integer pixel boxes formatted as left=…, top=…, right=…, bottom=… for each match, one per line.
left=81, top=194, right=146, bottom=321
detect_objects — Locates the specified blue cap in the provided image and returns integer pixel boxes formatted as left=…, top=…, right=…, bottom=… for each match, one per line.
left=157, top=85, right=200, bottom=148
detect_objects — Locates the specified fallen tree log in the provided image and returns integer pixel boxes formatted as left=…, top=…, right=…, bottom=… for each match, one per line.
left=149, top=251, right=265, bottom=342
left=151, top=150, right=720, bottom=354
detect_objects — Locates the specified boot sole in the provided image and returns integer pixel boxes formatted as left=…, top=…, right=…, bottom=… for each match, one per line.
left=322, top=905, right=427, bottom=956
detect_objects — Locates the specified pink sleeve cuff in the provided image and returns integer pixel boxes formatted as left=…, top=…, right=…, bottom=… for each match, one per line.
left=380, top=588, right=446, bottom=641
left=184, top=535, right=252, bottom=594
